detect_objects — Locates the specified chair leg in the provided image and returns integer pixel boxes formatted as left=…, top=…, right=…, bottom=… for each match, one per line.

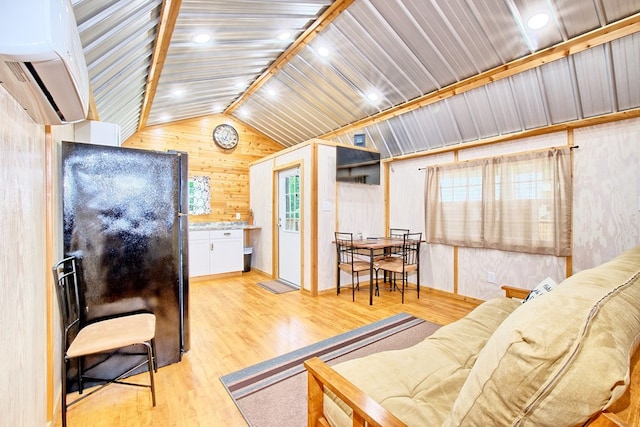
left=78, top=356, right=84, bottom=394
left=336, top=264, right=340, bottom=295
left=352, top=272, right=357, bottom=302
left=61, top=356, right=68, bottom=427
left=145, top=342, right=157, bottom=407
left=374, top=269, right=380, bottom=297
left=151, top=338, right=158, bottom=372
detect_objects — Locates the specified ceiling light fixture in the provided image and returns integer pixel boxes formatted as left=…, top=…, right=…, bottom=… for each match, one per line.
left=318, top=46, right=330, bottom=57
left=367, top=92, right=379, bottom=102
left=527, top=11, right=550, bottom=30
left=277, top=31, right=291, bottom=41
left=267, top=89, right=276, bottom=96
left=193, top=33, right=212, bottom=43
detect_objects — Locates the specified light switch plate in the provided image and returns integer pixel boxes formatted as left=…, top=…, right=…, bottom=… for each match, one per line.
left=236, top=212, right=241, bottom=219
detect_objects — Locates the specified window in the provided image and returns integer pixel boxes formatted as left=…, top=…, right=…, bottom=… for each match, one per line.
left=426, top=147, right=572, bottom=256
left=188, top=176, right=211, bottom=215
left=284, top=174, right=300, bottom=232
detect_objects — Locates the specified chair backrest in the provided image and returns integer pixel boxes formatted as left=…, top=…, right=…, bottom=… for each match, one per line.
left=335, top=232, right=356, bottom=265
left=401, top=232, right=422, bottom=266
left=389, top=228, right=410, bottom=238
left=52, top=256, right=83, bottom=348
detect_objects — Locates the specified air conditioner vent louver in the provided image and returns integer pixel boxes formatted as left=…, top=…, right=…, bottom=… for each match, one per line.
left=5, top=61, right=28, bottom=82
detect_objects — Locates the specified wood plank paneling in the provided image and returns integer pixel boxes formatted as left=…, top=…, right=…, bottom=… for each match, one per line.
left=0, top=86, right=48, bottom=426
left=124, top=114, right=283, bottom=223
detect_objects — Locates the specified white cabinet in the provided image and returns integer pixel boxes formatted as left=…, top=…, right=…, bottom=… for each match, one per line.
left=189, top=230, right=211, bottom=276
left=210, top=230, right=243, bottom=274
left=189, top=229, right=243, bottom=277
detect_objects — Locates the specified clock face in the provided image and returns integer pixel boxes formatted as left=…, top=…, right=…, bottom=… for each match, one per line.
left=213, top=124, right=239, bottom=149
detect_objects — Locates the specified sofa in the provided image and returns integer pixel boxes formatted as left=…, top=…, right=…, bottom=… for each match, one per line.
left=305, top=245, right=640, bottom=427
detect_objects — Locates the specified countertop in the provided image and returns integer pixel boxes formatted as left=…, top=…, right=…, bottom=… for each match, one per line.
left=189, top=221, right=261, bottom=231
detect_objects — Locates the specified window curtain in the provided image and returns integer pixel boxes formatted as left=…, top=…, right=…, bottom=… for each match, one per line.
left=425, top=147, right=572, bottom=256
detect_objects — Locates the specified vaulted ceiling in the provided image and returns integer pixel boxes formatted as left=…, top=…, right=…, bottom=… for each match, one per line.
left=72, top=0, right=640, bottom=158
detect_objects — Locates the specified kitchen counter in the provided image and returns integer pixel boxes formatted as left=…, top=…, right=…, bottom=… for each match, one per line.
left=189, top=221, right=261, bottom=231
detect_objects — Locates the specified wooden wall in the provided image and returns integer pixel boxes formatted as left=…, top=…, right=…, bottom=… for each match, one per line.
left=0, top=85, right=48, bottom=425
left=124, top=114, right=283, bottom=223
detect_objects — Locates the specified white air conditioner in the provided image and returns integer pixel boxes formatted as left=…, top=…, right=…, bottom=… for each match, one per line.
left=0, top=0, right=89, bottom=125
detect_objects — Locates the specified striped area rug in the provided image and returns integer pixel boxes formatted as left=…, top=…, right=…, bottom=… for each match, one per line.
left=220, top=313, right=440, bottom=426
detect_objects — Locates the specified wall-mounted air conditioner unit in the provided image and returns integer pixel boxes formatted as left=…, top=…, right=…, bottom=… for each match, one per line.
left=0, top=0, right=89, bottom=125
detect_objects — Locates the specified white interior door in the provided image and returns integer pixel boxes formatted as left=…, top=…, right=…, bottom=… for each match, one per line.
left=278, top=167, right=301, bottom=287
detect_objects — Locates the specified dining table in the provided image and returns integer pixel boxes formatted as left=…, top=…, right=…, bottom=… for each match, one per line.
left=347, top=237, right=405, bottom=305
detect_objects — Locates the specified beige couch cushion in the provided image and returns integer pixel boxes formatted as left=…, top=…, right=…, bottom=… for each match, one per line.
left=324, top=297, right=520, bottom=427
left=446, top=245, right=640, bottom=427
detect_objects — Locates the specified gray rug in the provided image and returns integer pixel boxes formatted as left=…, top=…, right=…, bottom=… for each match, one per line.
left=257, top=279, right=298, bottom=294
left=220, top=313, right=441, bottom=426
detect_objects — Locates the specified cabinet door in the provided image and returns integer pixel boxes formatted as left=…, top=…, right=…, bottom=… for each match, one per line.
left=189, top=231, right=211, bottom=277
left=210, top=236, right=243, bottom=274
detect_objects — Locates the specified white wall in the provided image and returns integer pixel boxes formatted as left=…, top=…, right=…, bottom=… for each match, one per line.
left=249, top=158, right=274, bottom=275
left=573, top=119, right=640, bottom=269
left=317, top=144, right=338, bottom=292
left=388, top=119, right=640, bottom=300
left=0, top=86, right=48, bottom=425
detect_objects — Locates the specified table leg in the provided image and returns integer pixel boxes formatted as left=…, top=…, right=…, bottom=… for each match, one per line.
left=369, top=248, right=374, bottom=305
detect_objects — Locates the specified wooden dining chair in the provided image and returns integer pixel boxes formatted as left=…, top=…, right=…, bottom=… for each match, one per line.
left=335, top=232, right=371, bottom=301
left=52, top=256, right=158, bottom=427
left=375, top=232, right=422, bottom=303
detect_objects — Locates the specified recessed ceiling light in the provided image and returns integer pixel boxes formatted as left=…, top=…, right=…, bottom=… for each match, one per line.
left=277, top=31, right=292, bottom=41
left=527, top=11, right=550, bottom=30
left=267, top=89, right=276, bottom=96
left=367, top=92, right=379, bottom=102
left=160, top=114, right=171, bottom=122
left=318, top=46, right=330, bottom=57
left=193, top=33, right=212, bottom=43
left=172, top=89, right=184, bottom=97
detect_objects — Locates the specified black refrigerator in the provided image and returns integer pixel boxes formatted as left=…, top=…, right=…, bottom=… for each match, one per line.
left=62, top=141, right=189, bottom=387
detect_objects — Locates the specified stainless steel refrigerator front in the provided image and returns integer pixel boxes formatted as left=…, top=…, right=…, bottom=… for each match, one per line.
left=62, top=141, right=189, bottom=390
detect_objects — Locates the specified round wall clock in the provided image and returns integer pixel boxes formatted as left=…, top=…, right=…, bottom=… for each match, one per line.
left=213, top=124, right=239, bottom=149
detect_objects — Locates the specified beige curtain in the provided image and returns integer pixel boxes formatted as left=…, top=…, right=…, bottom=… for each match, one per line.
left=426, top=147, right=572, bottom=256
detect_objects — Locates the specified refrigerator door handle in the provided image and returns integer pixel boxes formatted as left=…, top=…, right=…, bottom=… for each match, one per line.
left=210, top=243, right=214, bottom=251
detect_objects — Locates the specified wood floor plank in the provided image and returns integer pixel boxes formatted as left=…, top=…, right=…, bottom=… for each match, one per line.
left=52, top=271, right=479, bottom=427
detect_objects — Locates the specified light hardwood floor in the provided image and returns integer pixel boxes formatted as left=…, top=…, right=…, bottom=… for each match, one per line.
left=53, top=271, right=479, bottom=427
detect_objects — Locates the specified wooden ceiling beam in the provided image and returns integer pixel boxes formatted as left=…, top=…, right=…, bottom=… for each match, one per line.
left=224, top=0, right=355, bottom=115
left=138, top=0, right=182, bottom=131
left=319, top=12, right=640, bottom=140
left=86, top=85, right=99, bottom=121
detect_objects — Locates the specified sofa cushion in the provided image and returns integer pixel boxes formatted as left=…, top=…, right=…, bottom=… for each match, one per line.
left=324, top=297, right=520, bottom=427
left=446, top=245, right=640, bottom=427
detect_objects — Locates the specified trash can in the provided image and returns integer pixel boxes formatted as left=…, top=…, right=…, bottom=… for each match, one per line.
left=243, top=247, right=253, bottom=272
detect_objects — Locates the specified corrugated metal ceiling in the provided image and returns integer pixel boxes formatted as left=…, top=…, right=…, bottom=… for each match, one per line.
left=71, top=0, right=640, bottom=158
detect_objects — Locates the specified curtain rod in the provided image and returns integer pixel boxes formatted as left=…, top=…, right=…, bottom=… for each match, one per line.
left=416, top=145, right=579, bottom=170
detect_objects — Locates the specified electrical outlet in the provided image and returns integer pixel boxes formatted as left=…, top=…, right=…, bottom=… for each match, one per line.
left=235, top=212, right=241, bottom=220
left=488, top=271, right=497, bottom=283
